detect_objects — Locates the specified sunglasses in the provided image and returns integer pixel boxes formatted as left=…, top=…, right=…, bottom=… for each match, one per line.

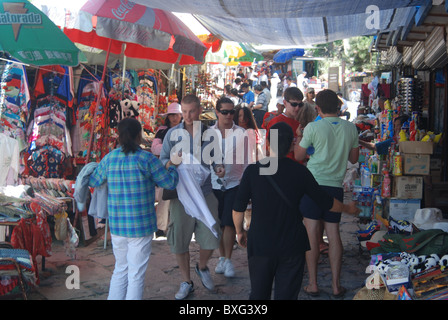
left=287, top=101, right=304, bottom=108
left=219, top=109, right=236, bottom=115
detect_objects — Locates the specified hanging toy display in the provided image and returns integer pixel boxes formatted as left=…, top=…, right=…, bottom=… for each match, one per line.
left=158, top=93, right=168, bottom=115
left=136, top=71, right=158, bottom=133
left=196, top=71, right=213, bottom=109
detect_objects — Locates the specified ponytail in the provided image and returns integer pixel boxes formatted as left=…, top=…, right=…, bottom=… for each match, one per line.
left=118, top=118, right=142, bottom=154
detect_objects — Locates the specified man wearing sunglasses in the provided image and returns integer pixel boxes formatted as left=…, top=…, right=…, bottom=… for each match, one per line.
left=210, top=97, right=250, bottom=279
left=266, top=86, right=304, bottom=162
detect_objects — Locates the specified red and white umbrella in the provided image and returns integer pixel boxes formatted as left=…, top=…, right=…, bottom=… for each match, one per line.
left=64, top=0, right=207, bottom=66
left=50, top=0, right=208, bottom=160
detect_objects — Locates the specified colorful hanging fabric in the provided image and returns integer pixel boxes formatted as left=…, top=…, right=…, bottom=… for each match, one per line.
left=26, top=66, right=74, bottom=178
left=28, top=146, right=64, bottom=178
left=136, top=72, right=157, bottom=132
left=0, top=60, right=30, bottom=152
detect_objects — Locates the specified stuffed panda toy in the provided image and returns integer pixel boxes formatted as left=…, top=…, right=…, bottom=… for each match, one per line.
left=120, top=99, right=140, bottom=119
left=439, top=254, right=448, bottom=270
left=131, top=100, right=140, bottom=118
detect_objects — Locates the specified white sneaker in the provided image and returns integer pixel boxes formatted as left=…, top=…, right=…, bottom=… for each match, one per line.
left=195, top=264, right=215, bottom=291
left=215, top=257, right=226, bottom=274
left=175, top=281, right=194, bottom=300
left=224, top=259, right=235, bottom=278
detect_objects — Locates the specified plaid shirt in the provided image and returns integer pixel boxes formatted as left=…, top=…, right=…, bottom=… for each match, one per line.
left=89, top=147, right=178, bottom=238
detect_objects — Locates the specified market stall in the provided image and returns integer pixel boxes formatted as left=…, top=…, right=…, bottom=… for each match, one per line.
left=351, top=74, right=447, bottom=300
left=0, top=0, right=212, bottom=299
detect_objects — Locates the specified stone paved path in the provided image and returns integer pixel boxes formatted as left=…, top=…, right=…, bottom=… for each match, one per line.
left=27, top=211, right=371, bottom=300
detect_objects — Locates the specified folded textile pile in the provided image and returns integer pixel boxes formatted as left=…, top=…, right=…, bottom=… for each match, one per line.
left=0, top=248, right=37, bottom=296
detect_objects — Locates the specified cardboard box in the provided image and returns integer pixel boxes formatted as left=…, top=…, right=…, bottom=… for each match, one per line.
left=402, top=154, right=430, bottom=175
left=387, top=198, right=421, bottom=221
left=392, top=176, right=423, bottom=199
left=399, top=141, right=433, bottom=154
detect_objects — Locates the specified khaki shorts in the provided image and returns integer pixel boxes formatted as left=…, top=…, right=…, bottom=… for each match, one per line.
left=167, top=192, right=221, bottom=254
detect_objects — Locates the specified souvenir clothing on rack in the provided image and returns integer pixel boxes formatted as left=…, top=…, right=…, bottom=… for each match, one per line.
left=0, top=60, right=30, bottom=152
left=0, top=133, right=20, bottom=186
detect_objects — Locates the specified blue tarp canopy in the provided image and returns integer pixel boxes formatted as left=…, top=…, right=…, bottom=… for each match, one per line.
left=132, top=0, right=429, bottom=46
left=273, top=48, right=305, bottom=63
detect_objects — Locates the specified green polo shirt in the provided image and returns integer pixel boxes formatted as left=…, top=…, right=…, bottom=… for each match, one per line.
left=299, top=117, right=359, bottom=188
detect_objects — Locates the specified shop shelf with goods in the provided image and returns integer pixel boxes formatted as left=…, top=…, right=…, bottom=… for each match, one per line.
left=353, top=89, right=448, bottom=301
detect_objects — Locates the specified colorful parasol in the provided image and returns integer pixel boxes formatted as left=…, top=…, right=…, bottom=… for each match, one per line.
left=64, top=0, right=207, bottom=66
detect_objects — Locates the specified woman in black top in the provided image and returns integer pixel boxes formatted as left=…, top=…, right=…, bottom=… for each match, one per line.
left=232, top=122, right=360, bottom=300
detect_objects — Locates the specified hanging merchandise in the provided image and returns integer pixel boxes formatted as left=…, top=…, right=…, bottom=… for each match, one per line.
left=196, top=71, right=214, bottom=109
left=154, top=93, right=168, bottom=129
left=136, top=70, right=158, bottom=133
left=27, top=65, right=74, bottom=178
left=396, top=77, right=424, bottom=114
left=0, top=59, right=30, bottom=152
left=0, top=133, right=20, bottom=186
left=73, top=66, right=108, bottom=162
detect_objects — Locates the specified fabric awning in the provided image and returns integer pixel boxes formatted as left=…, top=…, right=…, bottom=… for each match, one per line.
left=131, top=0, right=426, bottom=46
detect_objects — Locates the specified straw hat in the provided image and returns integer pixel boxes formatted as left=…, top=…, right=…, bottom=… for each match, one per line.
left=412, top=208, right=448, bottom=232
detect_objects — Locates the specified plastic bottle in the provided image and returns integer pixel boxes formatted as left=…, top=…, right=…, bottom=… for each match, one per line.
left=370, top=155, right=378, bottom=174
left=381, top=165, right=391, bottom=198
left=362, top=167, right=371, bottom=188
left=393, top=152, right=402, bottom=176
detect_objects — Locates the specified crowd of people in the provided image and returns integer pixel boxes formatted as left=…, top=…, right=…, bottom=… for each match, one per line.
left=86, top=71, right=362, bottom=300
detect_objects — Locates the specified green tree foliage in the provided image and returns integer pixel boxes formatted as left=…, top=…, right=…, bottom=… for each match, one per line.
left=308, top=36, right=383, bottom=74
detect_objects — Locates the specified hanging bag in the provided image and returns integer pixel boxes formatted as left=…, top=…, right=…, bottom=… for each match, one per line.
left=162, top=188, right=178, bottom=200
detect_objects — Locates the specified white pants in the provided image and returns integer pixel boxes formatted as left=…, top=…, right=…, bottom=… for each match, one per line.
left=108, top=234, right=153, bottom=300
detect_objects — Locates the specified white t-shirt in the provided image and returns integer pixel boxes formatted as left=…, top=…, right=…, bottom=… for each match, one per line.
left=0, top=133, right=20, bottom=186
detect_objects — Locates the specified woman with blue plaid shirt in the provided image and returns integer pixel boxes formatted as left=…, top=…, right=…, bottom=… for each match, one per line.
left=89, top=118, right=179, bottom=300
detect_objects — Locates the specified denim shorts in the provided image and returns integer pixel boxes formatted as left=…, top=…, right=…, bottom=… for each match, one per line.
left=300, top=186, right=343, bottom=223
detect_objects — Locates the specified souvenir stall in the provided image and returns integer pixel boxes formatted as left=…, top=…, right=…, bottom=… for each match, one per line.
left=0, top=0, right=210, bottom=298
left=352, top=73, right=447, bottom=300
left=0, top=59, right=80, bottom=259
left=182, top=67, right=218, bottom=124
left=1, top=56, right=182, bottom=255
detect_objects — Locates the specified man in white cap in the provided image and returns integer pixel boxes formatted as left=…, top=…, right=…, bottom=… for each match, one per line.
left=262, top=97, right=285, bottom=130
